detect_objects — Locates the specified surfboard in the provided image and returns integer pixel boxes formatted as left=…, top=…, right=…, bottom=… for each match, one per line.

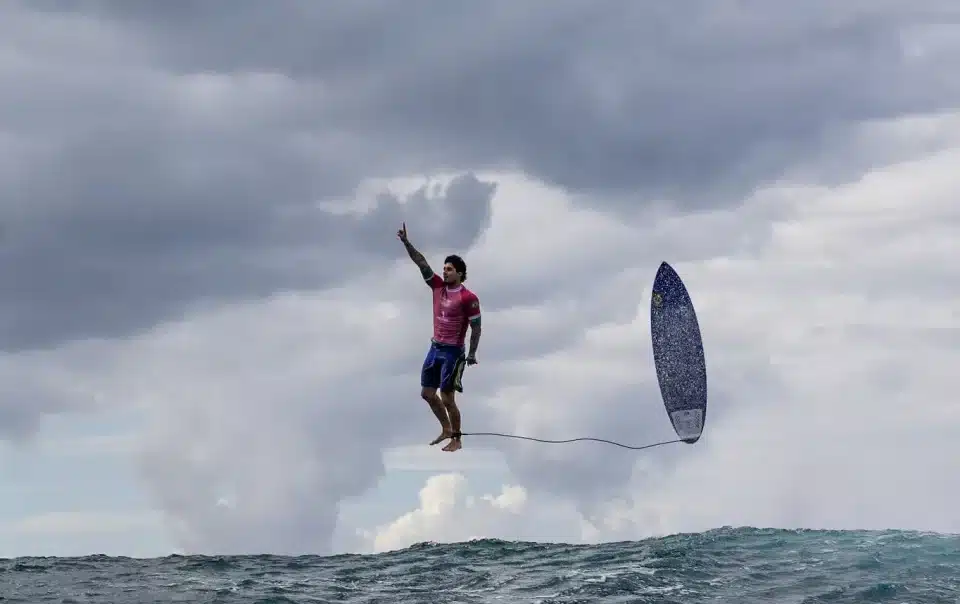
left=650, top=261, right=707, bottom=444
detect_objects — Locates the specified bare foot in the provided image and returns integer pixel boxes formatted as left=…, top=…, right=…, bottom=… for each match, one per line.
left=430, top=430, right=453, bottom=446
left=442, top=438, right=462, bottom=452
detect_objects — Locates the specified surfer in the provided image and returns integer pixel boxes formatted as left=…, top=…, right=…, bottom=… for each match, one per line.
left=398, top=222, right=481, bottom=452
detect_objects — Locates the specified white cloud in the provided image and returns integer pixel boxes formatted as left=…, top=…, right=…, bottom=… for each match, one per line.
left=361, top=472, right=680, bottom=554
left=365, top=473, right=536, bottom=553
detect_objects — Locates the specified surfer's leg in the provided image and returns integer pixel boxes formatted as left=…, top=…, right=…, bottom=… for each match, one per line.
left=439, top=391, right=461, bottom=452
left=422, top=386, right=452, bottom=444
left=439, top=352, right=466, bottom=452
left=421, top=345, right=452, bottom=444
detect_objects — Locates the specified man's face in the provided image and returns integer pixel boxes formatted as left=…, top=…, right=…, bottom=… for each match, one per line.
left=442, top=263, right=459, bottom=283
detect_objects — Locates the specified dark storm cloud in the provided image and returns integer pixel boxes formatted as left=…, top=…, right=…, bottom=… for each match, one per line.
left=3, top=0, right=959, bottom=345
left=25, top=0, right=960, bottom=199
left=0, top=65, right=494, bottom=352
left=1, top=1, right=496, bottom=351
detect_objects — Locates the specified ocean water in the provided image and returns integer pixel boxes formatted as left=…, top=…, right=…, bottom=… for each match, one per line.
left=2, top=527, right=958, bottom=603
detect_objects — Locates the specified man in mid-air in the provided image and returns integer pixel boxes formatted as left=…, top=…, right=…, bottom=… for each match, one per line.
left=398, top=222, right=481, bottom=452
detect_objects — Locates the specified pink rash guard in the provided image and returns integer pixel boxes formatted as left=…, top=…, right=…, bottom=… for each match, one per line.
left=426, top=273, right=481, bottom=347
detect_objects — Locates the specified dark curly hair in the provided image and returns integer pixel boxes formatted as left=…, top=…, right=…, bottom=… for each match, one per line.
left=444, top=254, right=467, bottom=282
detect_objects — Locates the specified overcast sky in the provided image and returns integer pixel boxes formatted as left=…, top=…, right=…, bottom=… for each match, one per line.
left=1, top=0, right=958, bottom=557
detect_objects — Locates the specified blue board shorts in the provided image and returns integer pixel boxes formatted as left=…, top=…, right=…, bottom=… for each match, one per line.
left=421, top=341, right=467, bottom=393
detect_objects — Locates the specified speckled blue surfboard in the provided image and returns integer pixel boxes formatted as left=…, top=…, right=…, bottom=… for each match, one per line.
left=650, top=261, right=707, bottom=444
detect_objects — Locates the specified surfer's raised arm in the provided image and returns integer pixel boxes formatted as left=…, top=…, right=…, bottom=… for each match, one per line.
left=397, top=222, right=435, bottom=283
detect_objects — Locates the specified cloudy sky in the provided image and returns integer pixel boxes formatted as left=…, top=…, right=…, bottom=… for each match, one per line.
left=1, top=0, right=958, bottom=557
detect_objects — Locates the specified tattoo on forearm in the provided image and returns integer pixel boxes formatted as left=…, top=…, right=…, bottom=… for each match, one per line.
left=404, top=241, right=433, bottom=278
left=468, top=326, right=481, bottom=355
